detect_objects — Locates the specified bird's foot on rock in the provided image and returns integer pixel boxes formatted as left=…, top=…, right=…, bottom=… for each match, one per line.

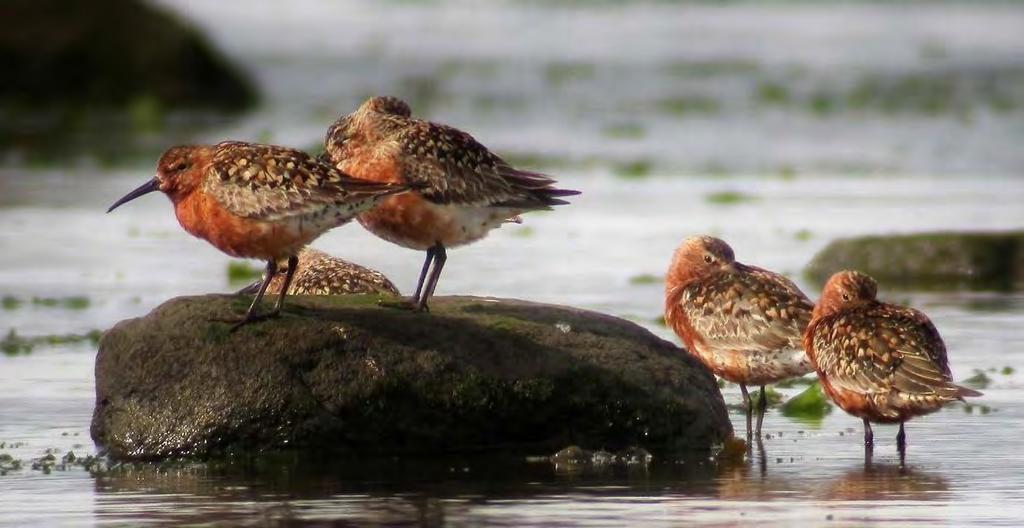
left=378, top=297, right=428, bottom=312
left=212, top=310, right=280, bottom=332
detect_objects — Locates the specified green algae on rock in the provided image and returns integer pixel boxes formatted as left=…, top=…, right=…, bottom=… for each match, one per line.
left=805, top=231, right=1024, bottom=290
left=92, top=295, right=732, bottom=461
left=780, top=382, right=833, bottom=425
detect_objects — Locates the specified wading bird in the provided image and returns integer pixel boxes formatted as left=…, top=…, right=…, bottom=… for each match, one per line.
left=804, top=270, right=981, bottom=458
left=108, top=141, right=413, bottom=328
left=323, top=96, right=580, bottom=311
left=664, top=235, right=814, bottom=437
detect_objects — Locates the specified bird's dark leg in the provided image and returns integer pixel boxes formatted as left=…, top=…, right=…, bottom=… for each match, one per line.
left=755, top=435, right=767, bottom=476
left=755, top=385, right=768, bottom=437
left=412, top=245, right=437, bottom=304
left=269, top=255, right=299, bottom=315
left=863, top=418, right=874, bottom=448
left=381, top=247, right=436, bottom=311
left=417, top=243, right=447, bottom=312
left=740, top=384, right=752, bottom=440
left=219, top=259, right=277, bottom=331
left=897, top=421, right=907, bottom=465
left=241, top=259, right=276, bottom=318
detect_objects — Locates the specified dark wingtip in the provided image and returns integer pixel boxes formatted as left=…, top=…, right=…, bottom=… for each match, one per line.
left=957, top=385, right=983, bottom=398
left=545, top=188, right=581, bottom=197
left=537, top=187, right=580, bottom=207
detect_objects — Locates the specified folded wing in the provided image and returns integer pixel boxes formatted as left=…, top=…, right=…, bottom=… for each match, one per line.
left=393, top=121, right=578, bottom=209
left=205, top=141, right=408, bottom=221
left=681, top=265, right=814, bottom=354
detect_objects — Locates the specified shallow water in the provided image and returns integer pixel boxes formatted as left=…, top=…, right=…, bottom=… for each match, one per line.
left=2, top=1, right=1024, bottom=526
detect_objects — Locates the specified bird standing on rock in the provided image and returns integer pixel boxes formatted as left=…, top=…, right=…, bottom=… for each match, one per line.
left=804, top=270, right=981, bottom=458
left=664, top=235, right=815, bottom=437
left=324, top=96, right=580, bottom=311
left=107, top=141, right=414, bottom=328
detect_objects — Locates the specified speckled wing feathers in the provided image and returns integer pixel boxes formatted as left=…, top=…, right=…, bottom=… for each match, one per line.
left=263, top=248, right=399, bottom=296
left=205, top=141, right=404, bottom=221
left=680, top=265, right=813, bottom=355
left=394, top=120, right=572, bottom=208
left=809, top=305, right=960, bottom=401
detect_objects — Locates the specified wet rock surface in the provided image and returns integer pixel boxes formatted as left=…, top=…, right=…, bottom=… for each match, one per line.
left=805, top=231, right=1024, bottom=290
left=92, top=295, right=732, bottom=461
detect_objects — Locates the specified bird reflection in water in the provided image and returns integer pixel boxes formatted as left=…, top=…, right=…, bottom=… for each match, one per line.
left=823, top=462, right=951, bottom=502
left=714, top=436, right=781, bottom=501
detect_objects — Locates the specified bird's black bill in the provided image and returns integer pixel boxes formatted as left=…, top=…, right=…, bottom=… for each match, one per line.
left=107, top=178, right=160, bottom=213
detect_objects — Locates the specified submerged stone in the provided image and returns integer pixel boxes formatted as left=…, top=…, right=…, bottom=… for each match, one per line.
left=549, top=445, right=653, bottom=469
left=92, top=295, right=732, bottom=461
left=805, top=231, right=1024, bottom=290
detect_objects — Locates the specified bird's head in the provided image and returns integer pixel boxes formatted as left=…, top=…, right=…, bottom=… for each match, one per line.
left=360, top=95, right=412, bottom=117
left=814, top=270, right=878, bottom=318
left=325, top=96, right=412, bottom=160
left=666, top=235, right=737, bottom=289
left=107, top=145, right=208, bottom=212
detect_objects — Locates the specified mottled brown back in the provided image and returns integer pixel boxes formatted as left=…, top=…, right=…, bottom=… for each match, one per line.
left=325, top=99, right=579, bottom=209
left=205, top=141, right=408, bottom=220
left=807, top=303, right=961, bottom=401
left=675, top=264, right=814, bottom=355
left=264, top=248, right=399, bottom=296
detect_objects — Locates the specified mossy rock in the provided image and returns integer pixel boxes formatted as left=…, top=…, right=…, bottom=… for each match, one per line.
left=92, top=295, right=732, bottom=461
left=805, top=231, right=1024, bottom=290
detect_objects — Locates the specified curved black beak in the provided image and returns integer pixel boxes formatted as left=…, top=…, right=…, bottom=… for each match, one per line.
left=107, top=178, right=160, bottom=213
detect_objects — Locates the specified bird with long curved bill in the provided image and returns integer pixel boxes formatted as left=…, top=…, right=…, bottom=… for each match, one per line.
left=108, top=141, right=415, bottom=329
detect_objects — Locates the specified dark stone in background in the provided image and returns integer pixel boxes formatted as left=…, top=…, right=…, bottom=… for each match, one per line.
left=805, top=231, right=1024, bottom=291
left=0, top=0, right=257, bottom=161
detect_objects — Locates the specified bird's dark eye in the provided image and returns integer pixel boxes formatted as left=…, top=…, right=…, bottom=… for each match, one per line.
left=704, top=255, right=713, bottom=264
left=171, top=162, right=188, bottom=172
left=842, top=294, right=850, bottom=301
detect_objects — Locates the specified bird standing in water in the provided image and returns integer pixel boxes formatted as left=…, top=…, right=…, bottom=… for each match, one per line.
left=804, top=270, right=981, bottom=459
left=664, top=235, right=815, bottom=437
left=108, top=141, right=413, bottom=328
left=323, top=96, right=580, bottom=311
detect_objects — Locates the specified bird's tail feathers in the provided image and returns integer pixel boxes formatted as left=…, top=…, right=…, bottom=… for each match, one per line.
left=956, top=385, right=983, bottom=399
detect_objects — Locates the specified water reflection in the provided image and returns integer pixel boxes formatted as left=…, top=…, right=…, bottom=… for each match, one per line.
left=713, top=437, right=797, bottom=502
left=8, top=436, right=958, bottom=526
left=88, top=452, right=735, bottom=524
left=713, top=434, right=951, bottom=505
left=822, top=462, right=950, bottom=502
left=91, top=456, right=518, bottom=525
